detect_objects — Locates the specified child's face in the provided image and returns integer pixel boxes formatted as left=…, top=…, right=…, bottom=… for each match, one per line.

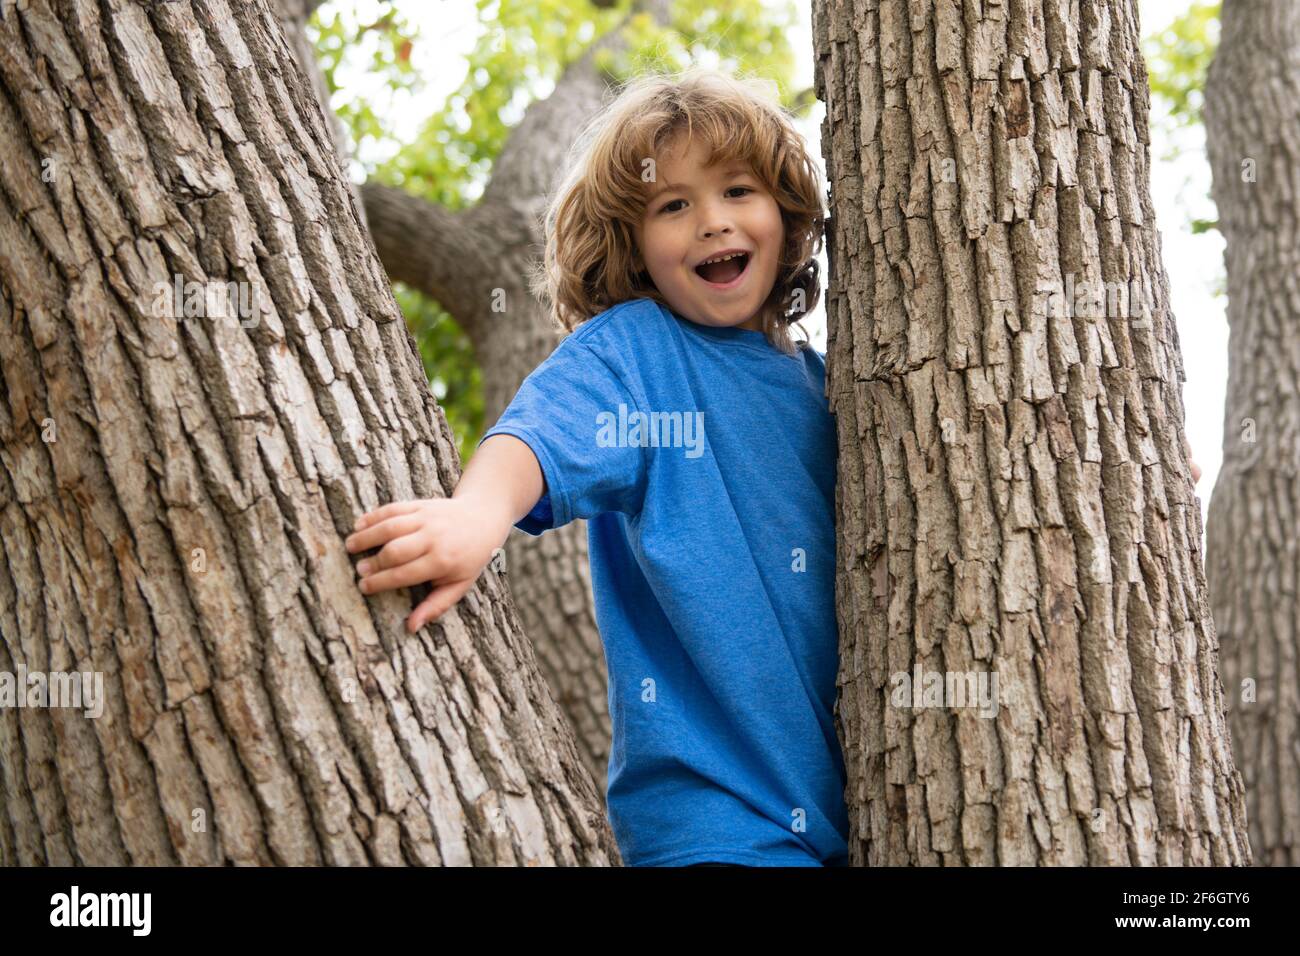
left=633, top=136, right=784, bottom=333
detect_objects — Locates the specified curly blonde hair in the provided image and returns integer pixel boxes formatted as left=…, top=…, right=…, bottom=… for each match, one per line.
left=530, top=68, right=826, bottom=355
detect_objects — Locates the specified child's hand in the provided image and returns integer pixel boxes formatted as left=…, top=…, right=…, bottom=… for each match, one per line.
left=347, top=498, right=502, bottom=632
left=1183, top=435, right=1202, bottom=485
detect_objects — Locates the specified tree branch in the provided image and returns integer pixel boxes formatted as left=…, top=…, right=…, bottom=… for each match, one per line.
left=359, top=182, right=476, bottom=308
left=361, top=0, right=674, bottom=328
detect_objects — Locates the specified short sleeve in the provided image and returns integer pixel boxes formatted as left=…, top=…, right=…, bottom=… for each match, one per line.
left=476, top=338, right=648, bottom=536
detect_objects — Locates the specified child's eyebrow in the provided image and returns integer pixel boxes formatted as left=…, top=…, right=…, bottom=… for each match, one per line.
left=645, top=164, right=756, bottom=201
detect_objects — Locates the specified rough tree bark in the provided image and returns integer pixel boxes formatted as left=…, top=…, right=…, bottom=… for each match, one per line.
left=814, top=0, right=1251, bottom=865
left=0, top=0, right=615, bottom=866
left=1204, top=0, right=1300, bottom=868
left=270, top=0, right=367, bottom=229
left=356, top=0, right=673, bottom=795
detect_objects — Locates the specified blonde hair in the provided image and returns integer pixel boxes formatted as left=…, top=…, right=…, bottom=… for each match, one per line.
left=530, top=68, right=826, bottom=355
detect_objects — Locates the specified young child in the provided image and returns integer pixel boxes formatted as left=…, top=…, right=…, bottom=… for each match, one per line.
left=346, top=68, right=846, bottom=867
left=346, top=62, right=1214, bottom=868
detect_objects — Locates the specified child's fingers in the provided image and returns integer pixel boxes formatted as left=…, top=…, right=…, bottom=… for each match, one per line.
left=359, top=532, right=426, bottom=576
left=357, top=557, right=434, bottom=596
left=1182, top=435, right=1202, bottom=484
left=407, top=579, right=474, bottom=632
left=346, top=514, right=421, bottom=553
left=355, top=501, right=420, bottom=531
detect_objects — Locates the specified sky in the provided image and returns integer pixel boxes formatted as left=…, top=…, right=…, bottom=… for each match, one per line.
left=332, top=0, right=1227, bottom=528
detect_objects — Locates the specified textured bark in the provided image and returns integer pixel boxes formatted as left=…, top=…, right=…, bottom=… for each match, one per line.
left=270, top=0, right=367, bottom=230
left=815, top=0, right=1251, bottom=865
left=1204, top=0, right=1300, bottom=868
left=358, top=2, right=672, bottom=795
left=256, top=1, right=611, bottom=794
left=367, top=166, right=613, bottom=790
left=0, top=0, right=615, bottom=866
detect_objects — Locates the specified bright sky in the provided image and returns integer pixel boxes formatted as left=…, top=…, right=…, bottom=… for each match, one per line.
left=337, top=0, right=1226, bottom=527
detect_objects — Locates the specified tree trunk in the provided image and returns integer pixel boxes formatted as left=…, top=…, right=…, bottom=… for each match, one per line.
left=243, top=0, right=612, bottom=793
left=814, top=0, right=1251, bottom=865
left=364, top=183, right=614, bottom=792
left=0, top=0, right=615, bottom=866
left=1204, top=0, right=1300, bottom=868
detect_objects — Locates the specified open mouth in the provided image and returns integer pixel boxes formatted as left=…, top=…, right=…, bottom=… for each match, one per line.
left=694, top=252, right=750, bottom=289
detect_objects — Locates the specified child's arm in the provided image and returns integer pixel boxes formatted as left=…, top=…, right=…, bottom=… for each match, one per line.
left=346, top=434, right=544, bottom=632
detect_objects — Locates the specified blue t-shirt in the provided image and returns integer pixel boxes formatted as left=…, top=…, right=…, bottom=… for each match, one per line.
left=477, top=297, right=848, bottom=867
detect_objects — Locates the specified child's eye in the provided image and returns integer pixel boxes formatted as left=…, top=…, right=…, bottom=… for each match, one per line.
left=657, top=187, right=752, bottom=215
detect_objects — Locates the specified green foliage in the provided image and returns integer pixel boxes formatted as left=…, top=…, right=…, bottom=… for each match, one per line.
left=377, top=0, right=625, bottom=209
left=595, top=1, right=803, bottom=112
left=310, top=1, right=484, bottom=464
left=360, top=0, right=802, bottom=208
left=312, top=4, right=421, bottom=160
left=395, top=284, right=483, bottom=465
left=311, top=0, right=798, bottom=458
left=1144, top=1, right=1220, bottom=130
left=1142, top=1, right=1222, bottom=246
